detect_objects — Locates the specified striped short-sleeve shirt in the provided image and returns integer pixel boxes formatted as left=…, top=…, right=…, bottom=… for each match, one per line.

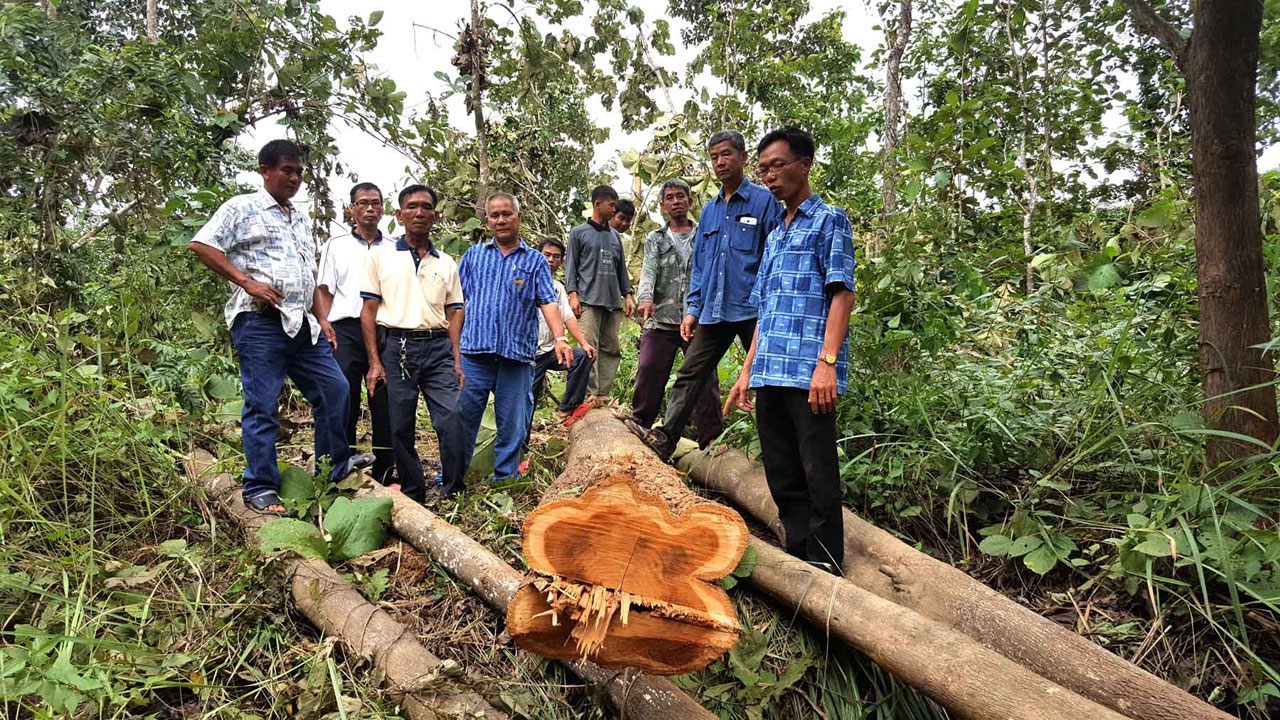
left=748, top=194, right=856, bottom=393
left=458, top=239, right=558, bottom=363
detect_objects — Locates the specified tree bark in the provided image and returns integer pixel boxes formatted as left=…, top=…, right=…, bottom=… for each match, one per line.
left=145, top=0, right=157, bottom=42
left=507, top=446, right=747, bottom=675
left=469, top=0, right=490, bottom=220
left=677, top=445, right=1236, bottom=720
left=876, top=0, right=912, bottom=256
left=184, top=451, right=506, bottom=720
left=355, top=482, right=720, bottom=720
left=1003, top=0, right=1037, bottom=294
left=1121, top=0, right=1279, bottom=465
left=566, top=412, right=1132, bottom=720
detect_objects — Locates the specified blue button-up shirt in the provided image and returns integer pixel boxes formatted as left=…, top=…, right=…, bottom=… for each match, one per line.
left=686, top=178, right=782, bottom=325
left=458, top=239, right=558, bottom=363
left=748, top=194, right=856, bottom=393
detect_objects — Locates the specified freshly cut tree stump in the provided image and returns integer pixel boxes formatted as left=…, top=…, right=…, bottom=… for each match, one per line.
left=568, top=411, right=1134, bottom=720
left=677, top=445, right=1236, bottom=720
left=184, top=450, right=505, bottom=720
left=355, top=481, right=719, bottom=720
left=507, top=442, right=748, bottom=675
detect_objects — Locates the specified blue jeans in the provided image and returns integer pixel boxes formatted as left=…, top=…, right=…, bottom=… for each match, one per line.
left=459, top=353, right=534, bottom=482
left=231, top=310, right=351, bottom=499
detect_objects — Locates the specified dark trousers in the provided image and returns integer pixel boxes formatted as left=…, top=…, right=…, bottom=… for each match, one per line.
left=755, top=386, right=844, bottom=574
left=632, top=328, right=723, bottom=447
left=382, top=334, right=464, bottom=499
left=331, top=319, right=393, bottom=483
left=532, top=347, right=592, bottom=413
left=230, top=310, right=350, bottom=500
left=654, top=319, right=756, bottom=456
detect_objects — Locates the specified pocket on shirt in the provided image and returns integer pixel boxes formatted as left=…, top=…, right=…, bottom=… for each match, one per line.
left=511, top=268, right=536, bottom=301
left=421, top=271, right=448, bottom=306
left=729, top=219, right=760, bottom=252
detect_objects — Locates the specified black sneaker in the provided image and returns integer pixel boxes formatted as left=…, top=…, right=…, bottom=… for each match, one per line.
left=621, top=416, right=673, bottom=461
left=330, top=452, right=376, bottom=481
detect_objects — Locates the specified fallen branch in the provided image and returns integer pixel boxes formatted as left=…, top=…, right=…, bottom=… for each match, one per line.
left=184, top=450, right=506, bottom=720
left=677, top=445, right=1235, bottom=720
left=356, top=481, right=720, bottom=720
left=569, top=411, right=1129, bottom=720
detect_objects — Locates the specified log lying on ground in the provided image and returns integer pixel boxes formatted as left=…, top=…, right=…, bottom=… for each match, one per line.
left=184, top=451, right=506, bottom=720
left=677, top=446, right=1235, bottom=720
left=569, top=411, right=1131, bottom=720
left=356, top=481, right=718, bottom=720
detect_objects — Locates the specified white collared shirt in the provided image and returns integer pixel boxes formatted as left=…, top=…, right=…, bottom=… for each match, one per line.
left=318, top=228, right=387, bottom=322
left=191, top=190, right=319, bottom=340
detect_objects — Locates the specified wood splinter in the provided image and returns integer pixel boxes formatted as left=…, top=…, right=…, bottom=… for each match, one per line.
left=507, top=474, right=748, bottom=675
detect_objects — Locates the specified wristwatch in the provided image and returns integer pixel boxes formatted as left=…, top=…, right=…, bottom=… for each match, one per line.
left=819, top=352, right=837, bottom=366
left=555, top=336, right=569, bottom=343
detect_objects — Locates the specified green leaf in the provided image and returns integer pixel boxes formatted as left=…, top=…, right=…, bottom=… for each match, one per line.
left=323, top=496, right=392, bottom=562
left=1135, top=200, right=1175, bottom=228
left=213, top=399, right=243, bottom=423
left=1023, top=545, right=1058, bottom=575
left=1086, top=263, right=1122, bottom=291
left=206, top=374, right=240, bottom=400
left=279, top=464, right=316, bottom=500
left=731, top=544, right=758, bottom=578
left=1133, top=534, right=1173, bottom=558
left=728, top=628, right=768, bottom=686
left=979, top=534, right=1013, bottom=557
left=1007, top=535, right=1043, bottom=557
left=191, top=311, right=218, bottom=340
left=256, top=519, right=327, bottom=560
left=368, top=10, right=384, bottom=26
left=158, top=539, right=188, bottom=557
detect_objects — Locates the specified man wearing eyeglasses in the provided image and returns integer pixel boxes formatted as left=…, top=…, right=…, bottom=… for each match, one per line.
left=626, top=130, right=782, bottom=460
left=723, top=127, right=856, bottom=575
left=316, top=183, right=395, bottom=488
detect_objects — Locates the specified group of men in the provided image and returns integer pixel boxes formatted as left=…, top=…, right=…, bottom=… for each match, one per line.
left=193, top=124, right=855, bottom=574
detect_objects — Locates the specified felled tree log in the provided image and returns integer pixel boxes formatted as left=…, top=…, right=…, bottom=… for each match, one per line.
left=570, top=411, right=1131, bottom=720
left=677, top=446, right=1235, bottom=720
left=356, top=481, right=718, bottom=720
left=506, top=449, right=748, bottom=675
left=184, top=451, right=506, bottom=720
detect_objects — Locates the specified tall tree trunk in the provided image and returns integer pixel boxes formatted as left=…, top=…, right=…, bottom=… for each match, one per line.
left=1122, top=0, right=1279, bottom=466
left=1004, top=1, right=1037, bottom=295
left=469, top=0, right=490, bottom=220
left=876, top=0, right=912, bottom=256
left=146, top=0, right=157, bottom=42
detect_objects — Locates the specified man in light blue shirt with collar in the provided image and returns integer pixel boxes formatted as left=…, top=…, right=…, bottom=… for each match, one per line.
left=189, top=140, right=372, bottom=515
left=724, top=127, right=856, bottom=575
left=628, top=130, right=782, bottom=460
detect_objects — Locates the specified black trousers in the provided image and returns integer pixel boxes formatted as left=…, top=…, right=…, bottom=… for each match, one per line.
left=654, top=318, right=756, bottom=456
left=331, top=318, right=394, bottom=483
left=382, top=333, right=465, bottom=499
left=755, top=386, right=844, bottom=574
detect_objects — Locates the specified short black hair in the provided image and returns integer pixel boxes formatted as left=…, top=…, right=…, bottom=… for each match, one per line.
left=398, top=184, right=439, bottom=207
left=614, top=199, right=636, bottom=217
left=706, top=130, right=746, bottom=154
left=756, top=126, right=816, bottom=160
left=540, top=238, right=566, bottom=253
left=591, top=185, right=619, bottom=203
left=258, top=139, right=306, bottom=168
left=349, top=182, right=382, bottom=203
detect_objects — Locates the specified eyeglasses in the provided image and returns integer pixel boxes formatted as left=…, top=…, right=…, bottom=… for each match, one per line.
left=352, top=200, right=383, bottom=209
left=755, top=157, right=806, bottom=177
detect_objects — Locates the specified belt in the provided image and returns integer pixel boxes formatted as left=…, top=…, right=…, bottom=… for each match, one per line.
left=384, top=327, right=448, bottom=340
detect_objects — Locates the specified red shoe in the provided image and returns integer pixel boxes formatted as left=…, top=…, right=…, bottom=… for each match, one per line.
left=562, top=402, right=593, bottom=427
left=518, top=458, right=530, bottom=475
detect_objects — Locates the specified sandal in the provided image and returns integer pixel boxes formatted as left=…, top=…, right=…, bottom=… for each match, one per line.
left=561, top=402, right=594, bottom=427
left=244, top=490, right=287, bottom=516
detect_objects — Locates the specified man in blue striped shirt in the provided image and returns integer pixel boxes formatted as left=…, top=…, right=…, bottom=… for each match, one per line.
left=724, top=127, right=856, bottom=575
left=457, top=193, right=574, bottom=485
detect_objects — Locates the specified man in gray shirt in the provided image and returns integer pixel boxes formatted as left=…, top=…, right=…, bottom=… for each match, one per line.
left=565, top=184, right=635, bottom=401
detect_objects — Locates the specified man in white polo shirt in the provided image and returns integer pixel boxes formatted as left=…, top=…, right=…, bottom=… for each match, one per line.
left=315, top=182, right=394, bottom=486
left=360, top=184, right=466, bottom=501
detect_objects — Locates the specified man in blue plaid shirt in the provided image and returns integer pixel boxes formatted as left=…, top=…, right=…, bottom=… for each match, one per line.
left=724, top=127, right=856, bottom=575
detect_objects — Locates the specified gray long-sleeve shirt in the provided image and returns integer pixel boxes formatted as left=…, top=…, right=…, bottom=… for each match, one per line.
left=564, top=219, right=633, bottom=310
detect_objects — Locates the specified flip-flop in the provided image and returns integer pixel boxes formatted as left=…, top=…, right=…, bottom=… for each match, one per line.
left=561, top=402, right=594, bottom=427
left=244, top=490, right=287, bottom=516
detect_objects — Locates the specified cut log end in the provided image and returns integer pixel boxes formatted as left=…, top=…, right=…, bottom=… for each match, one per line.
left=509, top=475, right=747, bottom=674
